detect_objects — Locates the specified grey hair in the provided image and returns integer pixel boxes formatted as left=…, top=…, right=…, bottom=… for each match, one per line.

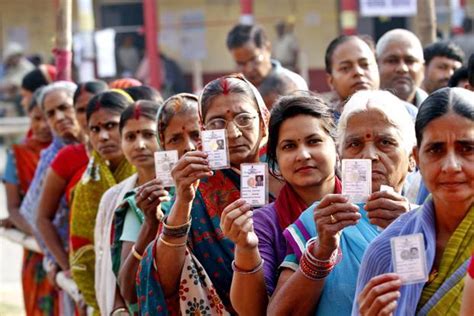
left=337, top=90, right=416, bottom=155
left=39, top=81, right=77, bottom=108
left=375, top=28, right=424, bottom=62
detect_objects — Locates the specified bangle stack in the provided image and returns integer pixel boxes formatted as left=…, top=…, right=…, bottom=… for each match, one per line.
left=299, top=237, right=342, bottom=281
left=161, top=215, right=191, bottom=238
left=131, top=245, right=143, bottom=261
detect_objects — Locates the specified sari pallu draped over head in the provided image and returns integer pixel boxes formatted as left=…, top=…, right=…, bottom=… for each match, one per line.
left=69, top=150, right=135, bottom=312
left=136, top=169, right=240, bottom=315
left=352, top=197, right=474, bottom=316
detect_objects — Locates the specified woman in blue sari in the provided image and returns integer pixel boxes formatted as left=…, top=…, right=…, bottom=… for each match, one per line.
left=354, top=87, right=474, bottom=316
left=136, top=74, right=270, bottom=314
left=268, top=90, right=417, bottom=315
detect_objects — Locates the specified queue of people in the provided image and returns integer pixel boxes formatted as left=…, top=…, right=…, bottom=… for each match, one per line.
left=1, top=23, right=473, bottom=316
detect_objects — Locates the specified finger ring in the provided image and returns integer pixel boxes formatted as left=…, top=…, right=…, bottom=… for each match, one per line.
left=147, top=196, right=153, bottom=202
left=330, top=215, right=337, bottom=224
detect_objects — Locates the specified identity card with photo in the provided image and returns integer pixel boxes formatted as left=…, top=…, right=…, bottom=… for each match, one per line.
left=201, top=129, right=230, bottom=170
left=341, top=159, right=372, bottom=203
left=154, top=150, right=179, bottom=187
left=240, top=163, right=268, bottom=207
left=390, top=233, right=428, bottom=285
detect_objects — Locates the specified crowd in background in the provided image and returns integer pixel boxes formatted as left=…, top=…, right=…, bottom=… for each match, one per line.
left=0, top=22, right=473, bottom=316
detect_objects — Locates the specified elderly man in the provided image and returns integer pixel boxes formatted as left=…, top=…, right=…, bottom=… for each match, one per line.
left=421, top=41, right=464, bottom=94
left=226, top=24, right=308, bottom=94
left=376, top=29, right=427, bottom=107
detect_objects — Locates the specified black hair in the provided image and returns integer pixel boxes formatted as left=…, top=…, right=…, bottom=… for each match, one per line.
left=448, top=66, right=468, bottom=87
left=73, top=80, right=108, bottom=104
left=415, top=87, right=473, bottom=147
left=86, top=91, right=133, bottom=123
left=226, top=24, right=268, bottom=50
left=266, top=93, right=336, bottom=176
left=423, top=41, right=464, bottom=66
left=324, top=35, right=374, bottom=74
left=124, top=85, right=163, bottom=103
left=21, top=69, right=49, bottom=92
left=468, top=53, right=474, bottom=86
left=258, top=72, right=298, bottom=99
left=119, top=100, right=159, bottom=133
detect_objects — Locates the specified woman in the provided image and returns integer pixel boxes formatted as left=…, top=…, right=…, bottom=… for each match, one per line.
left=68, top=91, right=135, bottom=312
left=94, top=100, right=165, bottom=315
left=107, top=93, right=201, bottom=313
left=36, top=81, right=108, bottom=276
left=220, top=93, right=340, bottom=315
left=354, top=87, right=473, bottom=316
left=1, top=88, right=57, bottom=316
left=268, top=90, right=416, bottom=315
left=136, top=74, right=269, bottom=314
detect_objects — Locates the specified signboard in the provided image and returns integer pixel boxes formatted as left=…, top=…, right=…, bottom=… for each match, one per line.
left=360, top=0, right=417, bottom=17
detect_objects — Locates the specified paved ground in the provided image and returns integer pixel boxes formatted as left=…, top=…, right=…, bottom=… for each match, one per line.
left=0, top=144, right=26, bottom=315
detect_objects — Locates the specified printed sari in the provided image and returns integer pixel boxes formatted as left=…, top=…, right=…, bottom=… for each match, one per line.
left=7, top=138, right=59, bottom=316
left=353, top=197, right=474, bottom=316
left=282, top=201, right=379, bottom=315
left=69, top=151, right=135, bottom=312
left=136, top=169, right=241, bottom=315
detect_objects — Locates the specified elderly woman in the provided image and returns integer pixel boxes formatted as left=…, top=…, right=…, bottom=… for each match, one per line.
left=136, top=74, right=269, bottom=314
left=268, top=90, right=416, bottom=315
left=354, top=87, right=473, bottom=316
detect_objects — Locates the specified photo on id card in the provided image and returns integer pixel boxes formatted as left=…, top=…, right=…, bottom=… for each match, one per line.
left=154, top=150, right=179, bottom=187
left=240, top=163, right=268, bottom=207
left=341, top=159, right=372, bottom=203
left=201, top=129, right=230, bottom=170
left=391, top=233, right=428, bottom=285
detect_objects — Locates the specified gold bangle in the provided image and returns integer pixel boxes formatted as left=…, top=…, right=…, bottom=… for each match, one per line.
left=159, top=235, right=187, bottom=248
left=162, top=215, right=192, bottom=229
left=131, top=245, right=143, bottom=261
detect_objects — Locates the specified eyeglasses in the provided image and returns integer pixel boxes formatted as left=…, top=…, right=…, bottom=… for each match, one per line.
left=205, top=113, right=257, bottom=130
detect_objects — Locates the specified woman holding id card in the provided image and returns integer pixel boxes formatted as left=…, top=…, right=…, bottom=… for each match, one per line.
left=355, top=88, right=474, bottom=316
left=136, top=74, right=270, bottom=314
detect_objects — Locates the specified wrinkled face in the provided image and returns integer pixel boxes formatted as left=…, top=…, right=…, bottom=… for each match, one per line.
left=20, top=88, right=33, bottom=112
left=75, top=91, right=94, bottom=132
left=230, top=42, right=272, bottom=87
left=29, top=106, right=52, bottom=143
left=378, top=40, right=424, bottom=102
left=328, top=38, right=380, bottom=101
left=341, top=110, right=412, bottom=193
left=43, top=90, right=81, bottom=140
left=276, top=115, right=337, bottom=191
left=121, top=117, right=158, bottom=170
left=88, top=108, right=123, bottom=165
left=423, top=56, right=462, bottom=94
left=204, top=93, right=263, bottom=166
left=415, top=112, right=474, bottom=206
left=163, top=112, right=201, bottom=158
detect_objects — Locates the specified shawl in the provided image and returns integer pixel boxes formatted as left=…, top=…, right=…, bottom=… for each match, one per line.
left=69, top=151, right=135, bottom=311
left=94, top=173, right=138, bottom=316
left=136, top=169, right=240, bottom=315
left=275, top=178, right=342, bottom=230
left=19, top=136, right=64, bottom=228
left=282, top=202, right=379, bottom=316
left=352, top=198, right=474, bottom=316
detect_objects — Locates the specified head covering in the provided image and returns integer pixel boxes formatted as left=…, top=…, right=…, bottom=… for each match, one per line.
left=108, top=78, right=142, bottom=89
left=156, top=92, right=199, bottom=149
left=198, top=73, right=270, bottom=132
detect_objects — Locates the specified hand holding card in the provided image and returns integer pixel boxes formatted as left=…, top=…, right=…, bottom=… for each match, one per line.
left=342, top=159, right=372, bottom=203
left=154, top=150, right=179, bottom=187
left=391, top=233, right=428, bottom=284
left=201, top=129, right=230, bottom=170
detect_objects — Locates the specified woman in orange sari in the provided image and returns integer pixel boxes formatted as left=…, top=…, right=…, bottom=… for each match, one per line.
left=1, top=88, right=57, bottom=315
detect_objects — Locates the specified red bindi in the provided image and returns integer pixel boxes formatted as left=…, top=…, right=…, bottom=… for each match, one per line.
left=365, top=134, right=372, bottom=139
